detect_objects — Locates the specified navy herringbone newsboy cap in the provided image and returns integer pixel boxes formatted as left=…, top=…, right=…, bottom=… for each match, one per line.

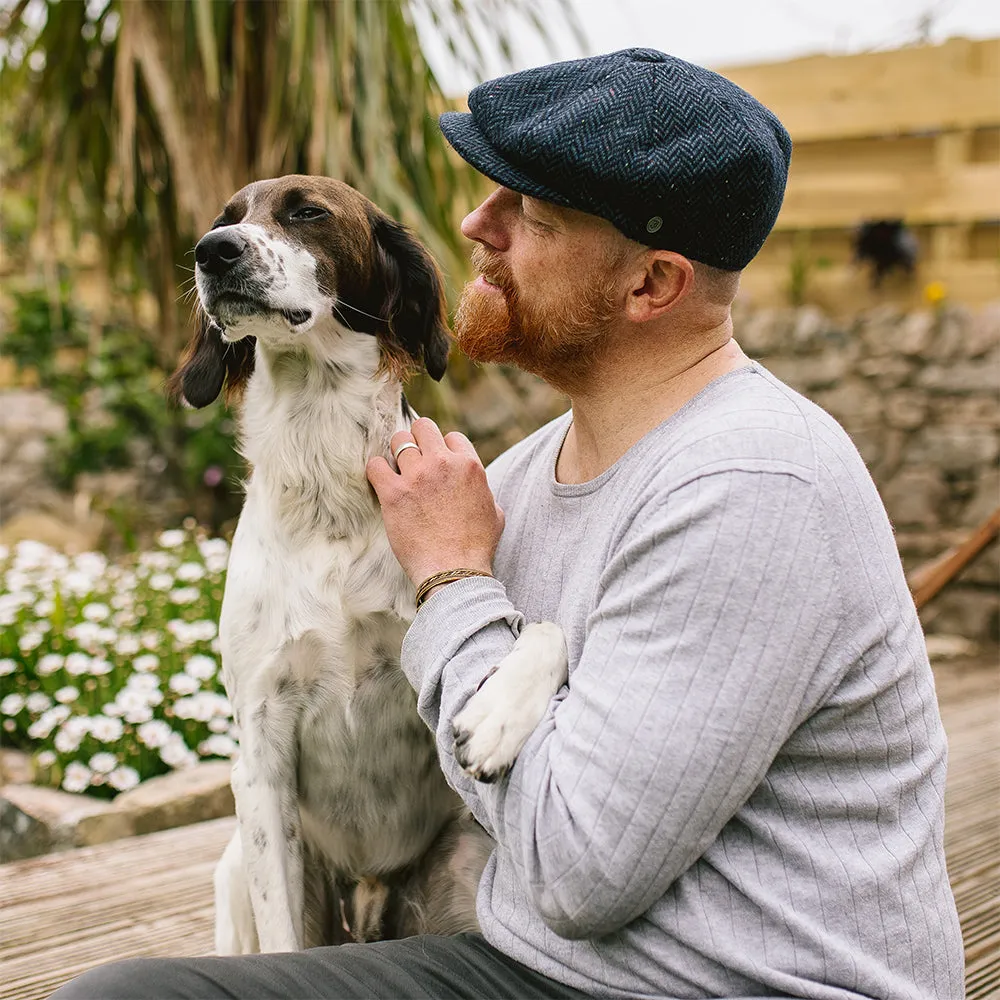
left=440, top=48, right=792, bottom=271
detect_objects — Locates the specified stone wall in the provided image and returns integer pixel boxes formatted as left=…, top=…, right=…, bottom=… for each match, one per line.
left=735, top=302, right=999, bottom=641
left=1, top=303, right=997, bottom=638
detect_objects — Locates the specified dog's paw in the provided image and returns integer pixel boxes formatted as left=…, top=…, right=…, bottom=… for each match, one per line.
left=452, top=622, right=568, bottom=782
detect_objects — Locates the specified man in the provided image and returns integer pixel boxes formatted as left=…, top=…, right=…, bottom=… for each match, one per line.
left=54, top=49, right=963, bottom=1000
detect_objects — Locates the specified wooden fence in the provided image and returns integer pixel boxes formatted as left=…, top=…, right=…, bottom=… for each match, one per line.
left=721, top=38, right=1000, bottom=309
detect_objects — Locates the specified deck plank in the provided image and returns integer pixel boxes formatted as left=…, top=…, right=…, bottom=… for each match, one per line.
left=1, top=656, right=997, bottom=1000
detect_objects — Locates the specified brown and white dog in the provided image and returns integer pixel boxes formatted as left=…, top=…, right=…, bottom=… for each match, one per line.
left=170, top=176, right=568, bottom=954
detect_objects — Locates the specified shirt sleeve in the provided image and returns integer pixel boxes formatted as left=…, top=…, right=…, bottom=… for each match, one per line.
left=401, top=467, right=841, bottom=938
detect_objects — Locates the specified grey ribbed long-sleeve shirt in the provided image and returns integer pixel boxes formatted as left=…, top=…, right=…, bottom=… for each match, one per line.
left=400, top=363, right=964, bottom=1000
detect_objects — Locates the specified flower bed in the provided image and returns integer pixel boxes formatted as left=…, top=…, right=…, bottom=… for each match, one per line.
left=0, top=527, right=238, bottom=799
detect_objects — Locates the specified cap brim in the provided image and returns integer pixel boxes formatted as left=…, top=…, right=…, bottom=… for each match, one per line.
left=439, top=111, right=573, bottom=210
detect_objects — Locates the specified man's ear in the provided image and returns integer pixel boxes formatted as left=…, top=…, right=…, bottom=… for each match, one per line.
left=366, top=208, right=451, bottom=382
left=168, top=308, right=256, bottom=408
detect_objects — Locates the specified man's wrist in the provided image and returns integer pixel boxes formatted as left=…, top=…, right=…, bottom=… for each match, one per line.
left=414, top=567, right=494, bottom=607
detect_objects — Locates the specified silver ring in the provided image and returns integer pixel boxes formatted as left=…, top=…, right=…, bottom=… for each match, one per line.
left=392, top=440, right=421, bottom=462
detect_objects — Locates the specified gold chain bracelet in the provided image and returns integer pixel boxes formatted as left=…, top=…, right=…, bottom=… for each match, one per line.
left=415, top=568, right=493, bottom=608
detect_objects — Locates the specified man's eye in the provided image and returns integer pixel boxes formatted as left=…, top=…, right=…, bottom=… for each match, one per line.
left=289, top=206, right=329, bottom=222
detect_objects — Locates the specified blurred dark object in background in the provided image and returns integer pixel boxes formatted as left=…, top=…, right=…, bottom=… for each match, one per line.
left=853, top=220, right=919, bottom=288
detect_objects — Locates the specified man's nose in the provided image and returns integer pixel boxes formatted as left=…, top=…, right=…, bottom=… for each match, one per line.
left=461, top=188, right=514, bottom=251
left=195, top=230, right=248, bottom=276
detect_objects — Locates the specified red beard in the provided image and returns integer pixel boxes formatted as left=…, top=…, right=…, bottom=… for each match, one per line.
left=454, top=244, right=620, bottom=391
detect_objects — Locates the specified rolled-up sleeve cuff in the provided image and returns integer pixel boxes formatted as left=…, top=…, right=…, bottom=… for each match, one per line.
left=401, top=576, right=524, bottom=691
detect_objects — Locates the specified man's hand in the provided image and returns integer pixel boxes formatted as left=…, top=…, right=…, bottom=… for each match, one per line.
left=366, top=418, right=505, bottom=588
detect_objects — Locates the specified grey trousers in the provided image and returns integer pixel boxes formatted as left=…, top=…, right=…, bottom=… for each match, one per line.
left=48, top=934, right=596, bottom=1000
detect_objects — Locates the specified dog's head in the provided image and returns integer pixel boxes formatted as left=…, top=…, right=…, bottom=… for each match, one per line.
left=170, top=175, right=451, bottom=408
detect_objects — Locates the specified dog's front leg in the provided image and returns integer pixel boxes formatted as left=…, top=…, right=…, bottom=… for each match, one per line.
left=231, top=693, right=304, bottom=953
left=453, top=621, right=568, bottom=782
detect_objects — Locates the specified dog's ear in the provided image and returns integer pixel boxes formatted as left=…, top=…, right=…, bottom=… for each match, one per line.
left=366, top=208, right=451, bottom=382
left=168, top=308, right=256, bottom=408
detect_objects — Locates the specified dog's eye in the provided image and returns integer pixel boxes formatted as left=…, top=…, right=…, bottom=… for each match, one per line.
left=210, top=216, right=227, bottom=230
left=289, top=206, right=328, bottom=222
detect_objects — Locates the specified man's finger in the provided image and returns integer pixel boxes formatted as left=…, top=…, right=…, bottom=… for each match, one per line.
left=366, top=456, right=396, bottom=499
left=444, top=431, right=481, bottom=462
left=410, top=417, right=448, bottom=454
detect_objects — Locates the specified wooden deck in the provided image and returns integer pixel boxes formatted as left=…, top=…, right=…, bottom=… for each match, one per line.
left=1, top=655, right=997, bottom=1000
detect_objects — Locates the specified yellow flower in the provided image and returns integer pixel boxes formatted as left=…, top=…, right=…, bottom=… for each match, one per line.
left=924, top=281, right=948, bottom=305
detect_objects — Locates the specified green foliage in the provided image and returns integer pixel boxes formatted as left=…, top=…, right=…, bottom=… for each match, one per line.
left=0, top=529, right=233, bottom=798
left=1, top=281, right=244, bottom=526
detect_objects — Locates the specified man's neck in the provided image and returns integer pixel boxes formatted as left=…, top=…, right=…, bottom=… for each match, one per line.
left=555, top=319, right=749, bottom=485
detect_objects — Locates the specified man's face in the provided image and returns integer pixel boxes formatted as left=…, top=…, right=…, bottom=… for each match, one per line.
left=454, top=188, right=633, bottom=389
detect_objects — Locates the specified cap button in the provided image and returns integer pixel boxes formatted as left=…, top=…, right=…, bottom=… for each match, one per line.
left=646, top=216, right=663, bottom=234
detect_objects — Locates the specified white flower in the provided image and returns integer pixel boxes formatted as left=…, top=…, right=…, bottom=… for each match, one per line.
left=55, top=686, right=80, bottom=704
left=126, top=673, right=160, bottom=692
left=55, top=725, right=85, bottom=753
left=89, top=752, right=118, bottom=773
left=211, top=637, right=221, bottom=654
left=26, top=692, right=53, bottom=714
left=28, top=714, right=57, bottom=740
left=133, top=653, right=160, bottom=672
left=35, top=749, right=57, bottom=768
left=208, top=717, right=230, bottom=734
left=37, top=653, right=65, bottom=675
left=169, top=587, right=200, bottom=605
left=65, top=652, right=92, bottom=676
left=198, top=537, right=229, bottom=559
left=97, top=627, right=117, bottom=645
left=140, top=632, right=161, bottom=651
left=149, top=573, right=174, bottom=591
left=124, top=705, right=153, bottom=724
left=67, top=622, right=102, bottom=647
left=82, top=602, right=111, bottom=622
left=0, top=658, right=16, bottom=677
left=191, top=619, right=217, bottom=641
left=89, top=658, right=113, bottom=676
left=137, top=719, right=173, bottom=749
left=62, top=761, right=93, bottom=793
left=34, top=598, right=55, bottom=616
left=205, top=553, right=229, bottom=574
left=160, top=736, right=197, bottom=768
left=103, top=702, right=124, bottom=717
left=62, top=570, right=100, bottom=597
left=18, top=630, right=43, bottom=652
left=167, top=619, right=196, bottom=647
left=89, top=715, right=124, bottom=742
left=169, top=673, right=200, bottom=696
left=139, top=551, right=174, bottom=572
left=158, top=529, right=186, bottom=549
left=176, top=562, right=205, bottom=582
left=198, top=734, right=237, bottom=758
left=109, top=766, right=140, bottom=791
left=14, top=539, right=54, bottom=568
left=184, top=654, right=217, bottom=681
left=0, top=693, right=25, bottom=716
left=115, top=634, right=141, bottom=655
left=74, top=552, right=108, bottom=577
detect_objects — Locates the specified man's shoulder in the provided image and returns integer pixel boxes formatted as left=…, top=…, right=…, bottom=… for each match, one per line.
left=629, top=364, right=865, bottom=493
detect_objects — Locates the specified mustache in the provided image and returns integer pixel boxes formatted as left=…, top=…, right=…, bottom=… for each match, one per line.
left=470, top=244, right=516, bottom=295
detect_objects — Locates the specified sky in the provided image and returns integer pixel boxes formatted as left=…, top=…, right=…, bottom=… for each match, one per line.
left=417, top=0, right=1000, bottom=94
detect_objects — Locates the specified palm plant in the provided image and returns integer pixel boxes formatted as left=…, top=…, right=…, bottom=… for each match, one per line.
left=1, top=0, right=581, bottom=363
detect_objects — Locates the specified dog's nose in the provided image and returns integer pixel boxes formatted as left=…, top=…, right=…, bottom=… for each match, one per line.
left=195, top=230, right=248, bottom=276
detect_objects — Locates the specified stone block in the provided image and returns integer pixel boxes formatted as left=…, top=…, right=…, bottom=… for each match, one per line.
left=881, top=470, right=947, bottom=528
left=916, top=359, right=998, bottom=395
left=895, top=311, right=935, bottom=356
left=0, top=783, right=130, bottom=861
left=884, top=391, right=927, bottom=430
left=964, top=304, right=1000, bottom=359
left=111, top=760, right=234, bottom=836
left=762, top=351, right=851, bottom=393
left=813, top=378, right=882, bottom=426
left=904, top=426, right=1000, bottom=473
left=855, top=356, right=914, bottom=388
left=920, top=587, right=999, bottom=643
